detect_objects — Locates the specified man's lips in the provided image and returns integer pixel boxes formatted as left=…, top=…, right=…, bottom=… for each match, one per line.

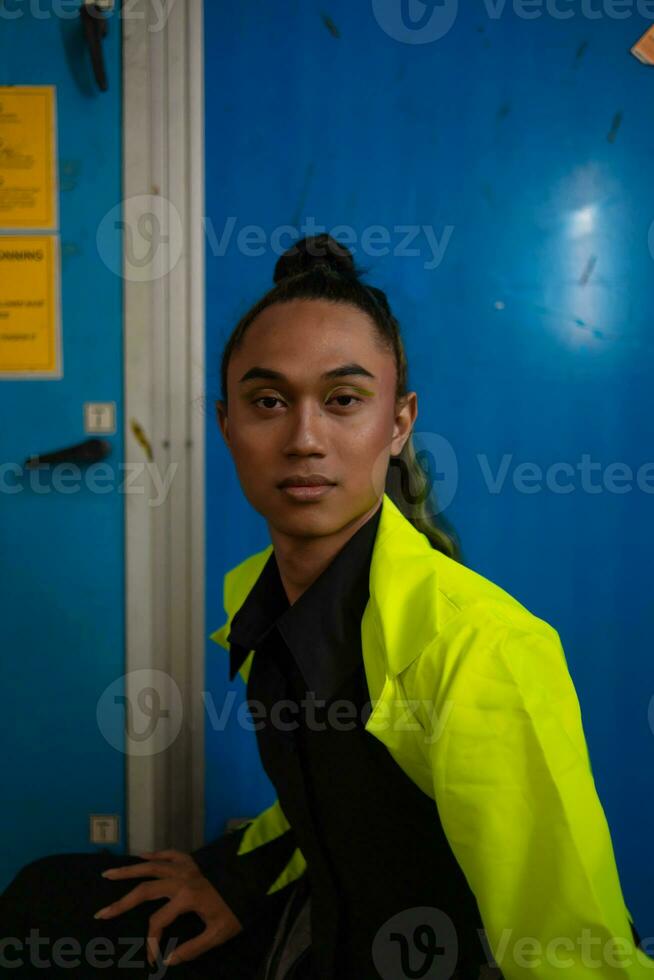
left=278, top=483, right=336, bottom=499
left=277, top=476, right=336, bottom=488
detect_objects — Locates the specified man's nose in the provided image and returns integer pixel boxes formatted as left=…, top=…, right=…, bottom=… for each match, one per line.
left=283, top=402, right=329, bottom=454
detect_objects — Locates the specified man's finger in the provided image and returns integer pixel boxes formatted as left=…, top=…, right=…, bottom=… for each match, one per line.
left=101, top=861, right=170, bottom=880
left=145, top=899, right=184, bottom=965
left=94, top=880, right=171, bottom=919
left=148, top=900, right=187, bottom=941
left=146, top=934, right=161, bottom=968
left=163, top=928, right=218, bottom=967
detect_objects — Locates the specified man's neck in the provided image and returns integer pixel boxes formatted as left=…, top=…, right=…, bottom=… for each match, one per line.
left=269, top=498, right=382, bottom=605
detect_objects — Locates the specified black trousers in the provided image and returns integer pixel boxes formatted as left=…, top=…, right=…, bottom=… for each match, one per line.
left=0, top=851, right=294, bottom=979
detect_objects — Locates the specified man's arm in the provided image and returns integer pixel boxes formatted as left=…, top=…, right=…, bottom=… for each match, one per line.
left=420, top=603, right=651, bottom=979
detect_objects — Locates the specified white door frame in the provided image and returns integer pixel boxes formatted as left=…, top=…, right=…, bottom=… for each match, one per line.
left=122, top=0, right=206, bottom=853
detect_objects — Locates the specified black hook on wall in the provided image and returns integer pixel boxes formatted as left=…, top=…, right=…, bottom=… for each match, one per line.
left=80, top=1, right=113, bottom=92
left=24, top=437, right=113, bottom=469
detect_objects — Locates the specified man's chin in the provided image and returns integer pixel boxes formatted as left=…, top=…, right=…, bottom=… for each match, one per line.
left=267, top=499, right=344, bottom=537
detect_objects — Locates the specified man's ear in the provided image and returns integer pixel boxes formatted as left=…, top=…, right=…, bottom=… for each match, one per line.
left=216, top=400, right=230, bottom=446
left=392, top=391, right=418, bottom=456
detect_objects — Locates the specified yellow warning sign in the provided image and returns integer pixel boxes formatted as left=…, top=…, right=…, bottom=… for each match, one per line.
left=0, top=86, right=58, bottom=230
left=0, top=235, right=61, bottom=376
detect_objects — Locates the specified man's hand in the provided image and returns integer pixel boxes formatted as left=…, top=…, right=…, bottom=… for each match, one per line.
left=93, top=848, right=243, bottom=967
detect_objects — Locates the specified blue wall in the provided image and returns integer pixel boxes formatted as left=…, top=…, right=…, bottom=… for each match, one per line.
left=0, top=5, right=125, bottom=887
left=203, top=2, right=654, bottom=933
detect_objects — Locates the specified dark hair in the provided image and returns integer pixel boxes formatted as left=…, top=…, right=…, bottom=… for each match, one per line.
left=219, top=234, right=462, bottom=562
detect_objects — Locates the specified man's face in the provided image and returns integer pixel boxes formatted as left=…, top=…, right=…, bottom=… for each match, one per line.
left=216, top=298, right=416, bottom=539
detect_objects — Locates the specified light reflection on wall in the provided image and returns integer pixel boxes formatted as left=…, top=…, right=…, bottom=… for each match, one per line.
left=561, top=199, right=604, bottom=354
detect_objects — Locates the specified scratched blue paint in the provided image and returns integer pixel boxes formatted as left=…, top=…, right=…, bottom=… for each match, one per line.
left=204, top=3, right=654, bottom=931
left=0, top=5, right=124, bottom=887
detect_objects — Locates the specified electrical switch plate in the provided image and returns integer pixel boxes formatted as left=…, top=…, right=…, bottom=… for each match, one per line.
left=90, top=813, right=120, bottom=844
left=84, top=401, right=116, bottom=434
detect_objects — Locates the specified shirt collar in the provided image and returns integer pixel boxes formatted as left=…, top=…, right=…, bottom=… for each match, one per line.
left=227, top=504, right=382, bottom=700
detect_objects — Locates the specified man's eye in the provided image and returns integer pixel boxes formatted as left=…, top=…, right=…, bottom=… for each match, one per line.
left=252, top=393, right=362, bottom=410
left=329, top=394, right=361, bottom=408
left=252, top=396, right=284, bottom=409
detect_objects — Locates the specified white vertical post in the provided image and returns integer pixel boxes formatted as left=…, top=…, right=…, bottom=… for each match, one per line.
left=123, top=0, right=206, bottom=854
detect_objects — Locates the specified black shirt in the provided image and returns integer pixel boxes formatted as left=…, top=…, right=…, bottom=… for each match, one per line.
left=195, top=505, right=499, bottom=980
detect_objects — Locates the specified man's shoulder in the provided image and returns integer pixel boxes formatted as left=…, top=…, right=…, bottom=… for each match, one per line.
left=405, top=561, right=570, bottom=728
left=408, top=552, right=567, bottom=707
left=426, top=548, right=556, bottom=641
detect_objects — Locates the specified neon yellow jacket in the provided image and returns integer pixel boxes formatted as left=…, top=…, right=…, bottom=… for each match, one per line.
left=210, top=492, right=650, bottom=979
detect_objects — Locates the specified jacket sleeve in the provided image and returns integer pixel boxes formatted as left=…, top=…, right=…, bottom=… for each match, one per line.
left=190, top=802, right=305, bottom=930
left=421, top=602, right=651, bottom=980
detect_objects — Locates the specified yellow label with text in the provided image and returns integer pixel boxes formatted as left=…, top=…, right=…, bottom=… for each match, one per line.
left=0, top=86, right=57, bottom=230
left=0, top=235, right=59, bottom=374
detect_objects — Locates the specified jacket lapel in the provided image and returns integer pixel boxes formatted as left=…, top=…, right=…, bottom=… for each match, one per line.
left=360, top=495, right=442, bottom=793
left=209, top=492, right=443, bottom=723
left=365, top=491, right=442, bottom=680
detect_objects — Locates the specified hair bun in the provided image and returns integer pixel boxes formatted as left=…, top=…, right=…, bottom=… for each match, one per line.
left=273, top=234, right=359, bottom=285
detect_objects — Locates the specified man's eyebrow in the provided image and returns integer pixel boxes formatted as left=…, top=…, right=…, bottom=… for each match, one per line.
left=238, top=363, right=377, bottom=384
